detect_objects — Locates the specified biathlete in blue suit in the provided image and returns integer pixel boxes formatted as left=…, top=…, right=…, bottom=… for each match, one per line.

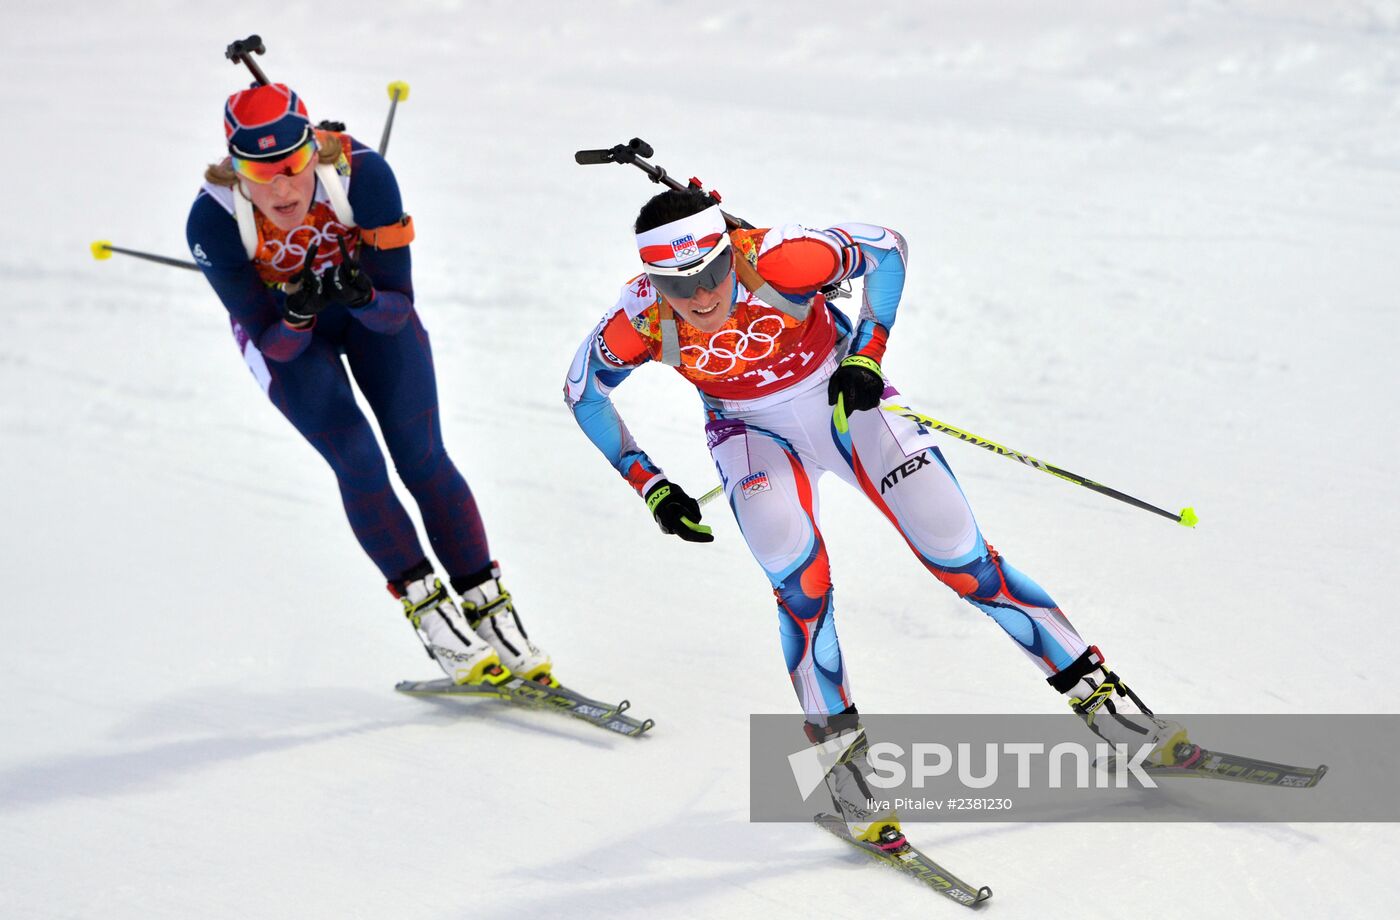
left=186, top=81, right=549, bottom=686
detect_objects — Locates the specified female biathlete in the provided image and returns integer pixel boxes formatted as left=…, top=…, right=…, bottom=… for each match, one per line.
left=187, top=82, right=549, bottom=686
left=565, top=187, right=1194, bottom=844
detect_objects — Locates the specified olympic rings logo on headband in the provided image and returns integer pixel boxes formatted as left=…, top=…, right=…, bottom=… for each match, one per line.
left=264, top=221, right=352, bottom=274
left=681, top=315, right=786, bottom=376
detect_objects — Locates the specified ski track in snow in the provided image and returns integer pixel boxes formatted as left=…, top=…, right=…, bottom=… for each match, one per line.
left=4, top=2, right=1400, bottom=917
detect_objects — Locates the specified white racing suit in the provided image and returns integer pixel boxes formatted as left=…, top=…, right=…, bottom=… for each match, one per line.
left=567, top=221, right=1092, bottom=724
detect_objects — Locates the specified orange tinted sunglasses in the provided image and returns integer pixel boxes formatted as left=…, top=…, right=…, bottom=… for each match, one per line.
left=232, top=138, right=318, bottom=184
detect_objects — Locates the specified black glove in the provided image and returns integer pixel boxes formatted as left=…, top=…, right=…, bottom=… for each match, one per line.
left=644, top=480, right=714, bottom=543
left=281, top=242, right=327, bottom=327
left=324, top=237, right=375, bottom=308
left=827, top=355, right=884, bottom=413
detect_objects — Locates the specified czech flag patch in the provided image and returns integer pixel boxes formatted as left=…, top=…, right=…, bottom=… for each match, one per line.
left=669, top=233, right=700, bottom=261
left=739, top=471, right=771, bottom=500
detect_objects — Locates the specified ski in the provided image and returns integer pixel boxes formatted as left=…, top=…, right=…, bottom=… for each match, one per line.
left=815, top=814, right=992, bottom=909
left=395, top=676, right=655, bottom=737
left=1144, top=743, right=1328, bottom=788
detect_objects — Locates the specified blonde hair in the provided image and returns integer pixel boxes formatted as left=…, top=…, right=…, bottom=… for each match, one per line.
left=203, top=133, right=344, bottom=187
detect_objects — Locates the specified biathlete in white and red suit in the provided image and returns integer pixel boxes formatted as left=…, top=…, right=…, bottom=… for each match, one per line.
left=186, top=82, right=549, bottom=687
left=565, top=187, right=1196, bottom=842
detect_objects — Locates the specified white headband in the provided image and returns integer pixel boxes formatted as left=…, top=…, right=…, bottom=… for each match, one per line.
left=636, top=204, right=728, bottom=271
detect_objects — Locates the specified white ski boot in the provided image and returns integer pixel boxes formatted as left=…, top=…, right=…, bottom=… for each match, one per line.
left=458, top=564, right=552, bottom=684
left=394, top=568, right=504, bottom=686
left=1053, top=646, right=1197, bottom=767
left=807, top=712, right=905, bottom=849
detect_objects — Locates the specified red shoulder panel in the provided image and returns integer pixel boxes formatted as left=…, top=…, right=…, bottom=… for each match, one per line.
left=756, top=238, right=839, bottom=296
left=598, top=308, right=654, bottom=367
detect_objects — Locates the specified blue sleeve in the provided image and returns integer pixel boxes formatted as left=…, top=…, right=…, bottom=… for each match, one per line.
left=563, top=312, right=666, bottom=497
left=186, top=190, right=313, bottom=363
left=828, top=223, right=907, bottom=362
left=345, top=141, right=413, bottom=335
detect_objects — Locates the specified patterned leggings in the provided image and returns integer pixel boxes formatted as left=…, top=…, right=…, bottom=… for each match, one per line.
left=707, top=368, right=1088, bottom=723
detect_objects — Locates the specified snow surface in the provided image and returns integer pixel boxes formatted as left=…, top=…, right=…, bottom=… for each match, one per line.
left=4, top=1, right=1400, bottom=917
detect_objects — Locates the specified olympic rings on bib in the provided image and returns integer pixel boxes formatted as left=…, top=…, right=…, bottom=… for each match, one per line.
left=680, top=315, right=786, bottom=376
left=264, top=222, right=351, bottom=274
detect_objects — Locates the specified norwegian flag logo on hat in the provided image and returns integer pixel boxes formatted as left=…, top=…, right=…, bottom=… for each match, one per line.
left=224, top=83, right=313, bottom=160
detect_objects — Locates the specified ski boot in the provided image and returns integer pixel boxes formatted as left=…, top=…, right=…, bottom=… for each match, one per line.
left=807, top=710, right=906, bottom=850
left=455, top=563, right=552, bottom=685
left=1050, top=646, right=1199, bottom=768
left=392, top=562, right=506, bottom=686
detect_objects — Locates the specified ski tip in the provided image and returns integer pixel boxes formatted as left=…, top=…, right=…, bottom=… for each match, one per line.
left=1178, top=506, right=1199, bottom=528
left=637, top=719, right=656, bottom=735
left=974, top=885, right=994, bottom=905
left=616, top=699, right=631, bottom=713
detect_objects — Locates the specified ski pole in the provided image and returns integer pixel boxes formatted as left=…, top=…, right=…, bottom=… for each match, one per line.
left=867, top=403, right=1198, bottom=528
left=90, top=240, right=199, bottom=272
left=672, top=484, right=724, bottom=538
left=225, top=35, right=271, bottom=85
left=696, top=409, right=1197, bottom=527
left=379, top=81, right=409, bottom=156
left=657, top=483, right=724, bottom=537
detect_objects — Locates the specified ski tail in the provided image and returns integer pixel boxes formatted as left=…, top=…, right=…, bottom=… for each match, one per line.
left=394, top=676, right=654, bottom=737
